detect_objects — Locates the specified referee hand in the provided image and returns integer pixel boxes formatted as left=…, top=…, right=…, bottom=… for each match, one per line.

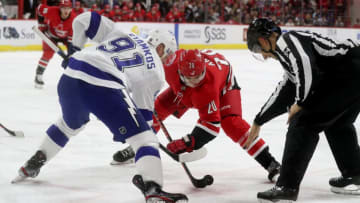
left=287, top=104, right=302, bottom=124
left=244, top=123, right=261, bottom=150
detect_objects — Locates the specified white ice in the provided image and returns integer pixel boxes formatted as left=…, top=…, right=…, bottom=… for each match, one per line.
left=0, top=50, right=359, bottom=203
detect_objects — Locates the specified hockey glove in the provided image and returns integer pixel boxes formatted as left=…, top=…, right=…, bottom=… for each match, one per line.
left=61, top=56, right=69, bottom=69
left=167, top=134, right=195, bottom=154
left=37, top=15, right=48, bottom=33
left=61, top=43, right=80, bottom=69
left=67, top=43, right=81, bottom=56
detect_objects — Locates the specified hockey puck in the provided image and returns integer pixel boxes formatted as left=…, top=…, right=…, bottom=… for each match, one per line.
left=204, top=175, right=214, bottom=185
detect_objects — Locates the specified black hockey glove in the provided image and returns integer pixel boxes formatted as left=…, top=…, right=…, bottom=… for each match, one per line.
left=61, top=43, right=80, bottom=69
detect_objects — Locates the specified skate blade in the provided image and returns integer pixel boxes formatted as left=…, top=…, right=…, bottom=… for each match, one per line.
left=146, top=199, right=188, bottom=203
left=178, top=147, right=207, bottom=162
left=110, top=158, right=134, bottom=165
left=270, top=174, right=280, bottom=183
left=34, top=83, right=44, bottom=89
left=258, top=198, right=294, bottom=203
left=11, top=175, right=27, bottom=184
left=331, top=185, right=360, bottom=195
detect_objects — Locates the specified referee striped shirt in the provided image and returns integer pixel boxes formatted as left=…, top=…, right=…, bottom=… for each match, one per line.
left=254, top=31, right=360, bottom=125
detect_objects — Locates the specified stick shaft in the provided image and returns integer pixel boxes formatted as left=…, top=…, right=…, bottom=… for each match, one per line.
left=0, top=123, right=16, bottom=136
left=153, top=113, right=206, bottom=187
left=32, top=26, right=67, bottom=59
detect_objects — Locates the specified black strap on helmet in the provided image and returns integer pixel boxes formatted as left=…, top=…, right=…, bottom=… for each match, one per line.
left=247, top=18, right=281, bottom=53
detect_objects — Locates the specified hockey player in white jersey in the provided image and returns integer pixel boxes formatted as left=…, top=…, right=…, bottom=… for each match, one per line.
left=12, top=12, right=187, bottom=203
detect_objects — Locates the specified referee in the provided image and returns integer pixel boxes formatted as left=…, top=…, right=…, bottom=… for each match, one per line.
left=244, top=18, right=360, bottom=202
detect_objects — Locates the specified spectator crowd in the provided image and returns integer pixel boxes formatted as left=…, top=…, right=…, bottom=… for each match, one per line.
left=1, top=0, right=360, bottom=28
left=73, top=0, right=352, bottom=27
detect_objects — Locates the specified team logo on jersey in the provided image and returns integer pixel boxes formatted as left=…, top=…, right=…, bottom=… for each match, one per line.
left=208, top=100, right=217, bottom=114
left=54, top=24, right=67, bottom=38
left=119, top=126, right=127, bottom=135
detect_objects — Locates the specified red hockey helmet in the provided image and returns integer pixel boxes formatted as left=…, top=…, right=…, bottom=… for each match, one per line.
left=59, top=0, right=72, bottom=8
left=178, top=49, right=206, bottom=87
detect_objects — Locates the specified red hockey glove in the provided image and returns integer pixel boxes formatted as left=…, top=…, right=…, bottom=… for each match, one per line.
left=167, top=134, right=195, bottom=154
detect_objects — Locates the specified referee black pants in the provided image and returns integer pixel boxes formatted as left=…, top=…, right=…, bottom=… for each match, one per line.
left=277, top=47, right=360, bottom=189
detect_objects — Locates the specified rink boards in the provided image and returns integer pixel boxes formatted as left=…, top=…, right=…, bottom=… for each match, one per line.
left=0, top=20, right=360, bottom=51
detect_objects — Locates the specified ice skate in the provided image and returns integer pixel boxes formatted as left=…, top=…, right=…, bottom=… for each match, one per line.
left=111, top=146, right=135, bottom=165
left=257, top=186, right=298, bottom=203
left=267, top=160, right=281, bottom=182
left=34, top=74, right=45, bottom=89
left=12, top=150, right=46, bottom=183
left=133, top=174, right=188, bottom=203
left=329, top=175, right=360, bottom=195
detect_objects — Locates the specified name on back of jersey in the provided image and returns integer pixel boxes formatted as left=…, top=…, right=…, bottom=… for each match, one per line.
left=129, top=33, right=156, bottom=69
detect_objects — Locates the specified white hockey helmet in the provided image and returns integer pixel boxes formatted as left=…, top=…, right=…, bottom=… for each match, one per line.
left=147, top=29, right=177, bottom=60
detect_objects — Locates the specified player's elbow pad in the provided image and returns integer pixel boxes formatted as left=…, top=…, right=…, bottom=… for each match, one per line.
left=190, top=126, right=216, bottom=150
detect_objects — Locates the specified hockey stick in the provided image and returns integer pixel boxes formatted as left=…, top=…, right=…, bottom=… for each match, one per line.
left=154, top=113, right=214, bottom=188
left=0, top=123, right=24, bottom=137
left=159, top=143, right=207, bottom=163
left=32, top=26, right=67, bottom=59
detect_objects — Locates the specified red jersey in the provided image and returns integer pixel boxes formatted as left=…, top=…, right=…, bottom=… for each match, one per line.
left=100, top=10, right=114, bottom=19
left=74, top=7, right=84, bottom=16
left=112, top=12, right=122, bottom=22
left=133, top=9, right=146, bottom=21
left=163, top=49, right=233, bottom=136
left=37, top=4, right=75, bottom=42
left=145, top=10, right=161, bottom=22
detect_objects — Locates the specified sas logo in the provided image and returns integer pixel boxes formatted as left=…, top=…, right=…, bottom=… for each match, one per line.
left=357, top=33, right=360, bottom=40
left=204, top=26, right=226, bottom=43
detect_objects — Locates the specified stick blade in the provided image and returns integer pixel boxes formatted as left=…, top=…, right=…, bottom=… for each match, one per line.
left=178, top=147, right=207, bottom=162
left=14, top=131, right=24, bottom=137
left=11, top=175, right=26, bottom=184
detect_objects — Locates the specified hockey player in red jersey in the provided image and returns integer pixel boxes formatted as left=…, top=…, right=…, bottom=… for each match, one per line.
left=35, top=0, right=76, bottom=89
left=157, top=49, right=280, bottom=181
left=114, top=49, right=281, bottom=182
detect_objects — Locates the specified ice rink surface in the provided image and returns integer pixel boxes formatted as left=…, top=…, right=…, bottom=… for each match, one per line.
left=0, top=50, right=359, bottom=203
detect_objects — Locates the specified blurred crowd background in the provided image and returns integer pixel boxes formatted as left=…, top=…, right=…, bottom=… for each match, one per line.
left=1, top=0, right=360, bottom=28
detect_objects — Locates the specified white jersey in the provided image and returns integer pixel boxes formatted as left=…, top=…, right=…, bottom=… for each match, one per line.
left=65, top=12, right=164, bottom=118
